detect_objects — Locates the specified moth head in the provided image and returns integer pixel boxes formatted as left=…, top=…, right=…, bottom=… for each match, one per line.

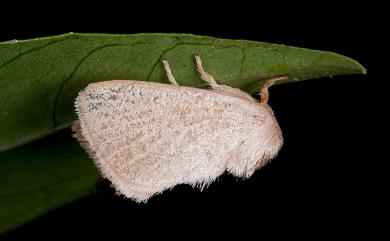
left=256, top=74, right=287, bottom=159
left=252, top=106, right=284, bottom=171
left=251, top=73, right=286, bottom=170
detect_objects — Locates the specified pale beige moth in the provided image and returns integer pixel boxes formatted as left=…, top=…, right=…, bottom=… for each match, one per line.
left=73, top=54, right=287, bottom=202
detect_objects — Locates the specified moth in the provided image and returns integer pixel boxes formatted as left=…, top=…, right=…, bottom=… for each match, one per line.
left=73, top=54, right=287, bottom=202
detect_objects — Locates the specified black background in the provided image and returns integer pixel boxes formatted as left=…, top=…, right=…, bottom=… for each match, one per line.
left=0, top=2, right=384, bottom=239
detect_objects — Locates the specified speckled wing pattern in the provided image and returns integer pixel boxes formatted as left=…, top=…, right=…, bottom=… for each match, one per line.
left=74, top=79, right=283, bottom=202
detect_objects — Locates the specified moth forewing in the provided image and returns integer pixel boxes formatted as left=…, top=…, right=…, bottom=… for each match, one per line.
left=73, top=54, right=286, bottom=202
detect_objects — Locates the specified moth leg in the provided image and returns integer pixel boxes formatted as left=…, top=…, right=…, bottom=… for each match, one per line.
left=162, top=59, right=179, bottom=86
left=259, top=75, right=288, bottom=104
left=194, top=53, right=255, bottom=102
left=194, top=53, right=218, bottom=88
left=194, top=53, right=288, bottom=104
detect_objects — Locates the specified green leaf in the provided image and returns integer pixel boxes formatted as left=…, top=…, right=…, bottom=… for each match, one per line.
left=0, top=33, right=366, bottom=234
left=0, top=33, right=365, bottom=152
left=0, top=130, right=101, bottom=234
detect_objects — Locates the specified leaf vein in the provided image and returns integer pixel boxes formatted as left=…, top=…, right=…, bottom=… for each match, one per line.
left=51, top=44, right=130, bottom=127
left=0, top=39, right=68, bottom=71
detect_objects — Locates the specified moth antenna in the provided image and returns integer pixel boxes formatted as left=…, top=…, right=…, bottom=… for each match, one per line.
left=260, top=75, right=288, bottom=104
